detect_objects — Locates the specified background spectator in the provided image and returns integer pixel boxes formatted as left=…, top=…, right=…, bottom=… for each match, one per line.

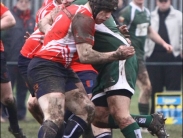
left=2, top=0, right=35, bottom=121
left=145, top=0, right=182, bottom=114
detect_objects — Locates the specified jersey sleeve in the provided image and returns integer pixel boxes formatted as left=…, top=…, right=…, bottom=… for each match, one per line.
left=119, top=7, right=131, bottom=26
left=71, top=13, right=95, bottom=46
left=0, top=3, right=9, bottom=17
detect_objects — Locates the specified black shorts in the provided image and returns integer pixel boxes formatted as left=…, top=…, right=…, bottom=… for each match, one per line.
left=92, top=89, right=133, bottom=107
left=28, top=57, right=80, bottom=98
left=0, top=52, right=10, bottom=83
left=76, top=71, right=97, bottom=95
left=18, top=54, right=35, bottom=96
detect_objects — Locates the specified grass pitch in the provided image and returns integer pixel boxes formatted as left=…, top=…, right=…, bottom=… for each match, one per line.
left=1, top=91, right=182, bottom=138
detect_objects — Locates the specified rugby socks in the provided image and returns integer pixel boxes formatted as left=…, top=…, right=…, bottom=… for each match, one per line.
left=94, top=132, right=112, bottom=138
left=82, top=124, right=93, bottom=138
left=131, top=114, right=152, bottom=128
left=4, top=97, right=20, bottom=132
left=55, top=122, right=65, bottom=138
left=138, top=103, right=149, bottom=115
left=38, top=120, right=58, bottom=138
left=108, top=114, right=152, bottom=128
left=121, top=122, right=142, bottom=138
left=64, top=110, right=73, bottom=122
left=63, top=115, right=88, bottom=138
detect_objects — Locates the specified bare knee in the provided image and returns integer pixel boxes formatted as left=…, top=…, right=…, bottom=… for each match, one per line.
left=39, top=93, right=65, bottom=127
left=1, top=95, right=14, bottom=106
left=92, top=107, right=109, bottom=128
left=27, top=97, right=38, bottom=112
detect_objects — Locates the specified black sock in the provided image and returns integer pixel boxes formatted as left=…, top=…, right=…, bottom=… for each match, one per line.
left=55, top=122, right=65, bottom=138
left=63, top=115, right=88, bottom=138
left=94, top=132, right=112, bottom=138
left=64, top=110, right=73, bottom=122
left=38, top=120, right=59, bottom=138
left=4, top=97, right=20, bottom=132
left=82, top=124, right=93, bottom=138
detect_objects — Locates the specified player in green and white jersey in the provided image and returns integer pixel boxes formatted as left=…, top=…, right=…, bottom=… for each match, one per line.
left=119, top=0, right=172, bottom=119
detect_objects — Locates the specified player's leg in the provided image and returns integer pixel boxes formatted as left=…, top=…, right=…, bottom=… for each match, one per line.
left=27, top=95, right=43, bottom=124
left=18, top=54, right=44, bottom=124
left=136, top=59, right=152, bottom=115
left=91, top=58, right=168, bottom=137
left=63, top=79, right=95, bottom=138
left=27, top=58, right=67, bottom=138
left=77, top=71, right=97, bottom=138
left=0, top=51, right=26, bottom=137
left=92, top=58, right=142, bottom=138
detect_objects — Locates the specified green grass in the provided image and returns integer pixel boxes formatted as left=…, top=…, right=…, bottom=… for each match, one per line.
left=1, top=91, right=182, bottom=138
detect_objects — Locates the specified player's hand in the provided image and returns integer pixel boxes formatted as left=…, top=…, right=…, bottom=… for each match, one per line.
left=24, top=31, right=31, bottom=39
left=115, top=46, right=135, bottom=60
left=163, top=43, right=173, bottom=53
left=50, top=6, right=64, bottom=20
left=118, top=25, right=130, bottom=38
left=126, top=38, right=131, bottom=45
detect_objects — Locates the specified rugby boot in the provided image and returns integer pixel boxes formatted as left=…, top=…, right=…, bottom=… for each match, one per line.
left=8, top=127, right=27, bottom=138
left=147, top=112, right=169, bottom=138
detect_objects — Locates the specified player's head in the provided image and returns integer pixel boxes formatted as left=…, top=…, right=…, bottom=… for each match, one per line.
left=88, top=0, right=118, bottom=19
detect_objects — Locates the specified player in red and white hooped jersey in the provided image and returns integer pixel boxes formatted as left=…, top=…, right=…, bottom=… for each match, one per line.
left=0, top=3, right=26, bottom=137
left=20, top=0, right=62, bottom=60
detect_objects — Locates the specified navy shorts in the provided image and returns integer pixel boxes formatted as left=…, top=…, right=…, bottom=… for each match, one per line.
left=27, top=57, right=80, bottom=98
left=1, top=52, right=10, bottom=83
left=18, top=54, right=35, bottom=96
left=75, top=71, right=97, bottom=95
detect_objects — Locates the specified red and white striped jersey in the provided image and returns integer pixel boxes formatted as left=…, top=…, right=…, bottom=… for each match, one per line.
left=20, top=0, right=61, bottom=58
left=35, top=5, right=95, bottom=68
left=35, top=0, right=57, bottom=30
left=0, top=3, right=9, bottom=52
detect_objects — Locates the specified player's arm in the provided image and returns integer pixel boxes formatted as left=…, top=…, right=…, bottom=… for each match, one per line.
left=38, top=6, right=64, bottom=34
left=38, top=13, right=53, bottom=34
left=1, top=10, right=16, bottom=30
left=72, top=13, right=135, bottom=64
left=148, top=26, right=172, bottom=53
left=76, top=43, right=135, bottom=64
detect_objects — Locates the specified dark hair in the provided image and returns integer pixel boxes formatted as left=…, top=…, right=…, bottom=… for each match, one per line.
left=89, top=0, right=118, bottom=19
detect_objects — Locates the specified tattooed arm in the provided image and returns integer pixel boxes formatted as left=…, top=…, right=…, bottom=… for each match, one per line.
left=72, top=13, right=135, bottom=64
left=76, top=43, right=135, bottom=64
